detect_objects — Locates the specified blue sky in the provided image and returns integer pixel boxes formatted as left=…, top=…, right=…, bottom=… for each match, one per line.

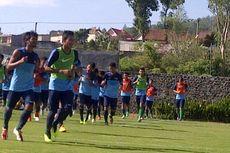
left=0, top=0, right=212, bottom=34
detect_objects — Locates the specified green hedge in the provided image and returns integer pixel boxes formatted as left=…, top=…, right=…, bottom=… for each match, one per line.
left=153, top=97, right=230, bottom=123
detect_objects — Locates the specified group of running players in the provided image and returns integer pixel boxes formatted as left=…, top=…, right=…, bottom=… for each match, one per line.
left=0, top=30, right=188, bottom=142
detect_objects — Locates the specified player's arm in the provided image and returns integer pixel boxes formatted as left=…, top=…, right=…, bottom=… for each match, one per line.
left=132, top=76, right=138, bottom=85
left=44, top=49, right=71, bottom=77
left=101, top=74, right=107, bottom=87
left=7, top=49, right=27, bottom=71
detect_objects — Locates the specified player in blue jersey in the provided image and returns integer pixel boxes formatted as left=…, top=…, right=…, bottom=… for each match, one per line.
left=101, top=62, right=122, bottom=125
left=1, top=31, right=40, bottom=141
left=79, top=64, right=93, bottom=124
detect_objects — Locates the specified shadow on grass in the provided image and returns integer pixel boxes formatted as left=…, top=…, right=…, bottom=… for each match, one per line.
left=73, top=130, right=182, bottom=141
left=38, top=140, right=206, bottom=153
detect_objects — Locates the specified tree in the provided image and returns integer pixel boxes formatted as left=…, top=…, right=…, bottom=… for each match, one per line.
left=160, top=0, right=185, bottom=29
left=209, top=0, right=230, bottom=62
left=74, top=29, right=89, bottom=44
left=126, top=0, right=159, bottom=41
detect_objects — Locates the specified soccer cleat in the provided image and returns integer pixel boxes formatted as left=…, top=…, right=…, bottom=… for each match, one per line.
left=1, top=128, right=8, bottom=140
left=80, top=120, right=85, bottom=124
left=126, top=112, right=129, bottom=117
left=44, top=134, right=52, bottom=143
left=13, top=128, right=23, bottom=141
left=137, top=117, right=142, bottom=122
left=97, top=116, right=101, bottom=120
left=34, top=117, right=40, bottom=122
left=91, top=119, right=95, bottom=123
left=59, top=125, right=67, bottom=132
left=121, top=115, right=125, bottom=119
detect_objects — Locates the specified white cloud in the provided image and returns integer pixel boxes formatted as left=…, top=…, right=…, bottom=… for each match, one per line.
left=0, top=0, right=57, bottom=7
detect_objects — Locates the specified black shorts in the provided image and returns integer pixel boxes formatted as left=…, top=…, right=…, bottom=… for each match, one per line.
left=7, top=90, right=34, bottom=109
left=121, top=96, right=130, bottom=105
left=104, top=96, right=117, bottom=110
left=79, top=93, right=91, bottom=106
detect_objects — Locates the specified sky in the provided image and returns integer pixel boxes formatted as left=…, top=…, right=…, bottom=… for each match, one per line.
left=0, top=0, right=212, bottom=34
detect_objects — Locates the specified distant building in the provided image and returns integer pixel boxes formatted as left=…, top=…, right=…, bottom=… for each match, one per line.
left=87, top=27, right=102, bottom=42
left=136, top=29, right=168, bottom=44
left=50, top=30, right=63, bottom=43
left=38, top=34, right=50, bottom=42
left=107, top=28, right=133, bottom=41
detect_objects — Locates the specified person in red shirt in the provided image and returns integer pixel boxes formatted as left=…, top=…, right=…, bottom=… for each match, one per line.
left=145, top=79, right=157, bottom=119
left=120, top=72, right=133, bottom=119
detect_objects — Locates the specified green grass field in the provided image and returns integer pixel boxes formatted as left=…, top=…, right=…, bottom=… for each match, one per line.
left=0, top=110, right=230, bottom=153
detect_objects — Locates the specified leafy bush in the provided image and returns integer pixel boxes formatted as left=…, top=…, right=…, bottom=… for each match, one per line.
left=152, top=97, right=230, bottom=123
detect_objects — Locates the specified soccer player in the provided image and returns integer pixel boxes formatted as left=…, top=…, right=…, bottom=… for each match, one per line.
left=90, top=68, right=101, bottom=123
left=44, top=31, right=80, bottom=142
left=145, top=79, right=157, bottom=119
left=120, top=72, right=132, bottom=119
left=173, top=77, right=188, bottom=121
left=97, top=70, right=105, bottom=120
left=79, top=64, right=93, bottom=124
left=1, top=31, right=40, bottom=141
left=101, top=62, right=122, bottom=125
left=133, top=67, right=149, bottom=122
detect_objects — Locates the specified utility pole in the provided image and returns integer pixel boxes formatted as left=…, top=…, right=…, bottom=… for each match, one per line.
left=35, top=22, right=38, bottom=32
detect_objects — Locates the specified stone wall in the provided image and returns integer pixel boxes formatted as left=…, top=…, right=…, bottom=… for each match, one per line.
left=117, top=73, right=230, bottom=113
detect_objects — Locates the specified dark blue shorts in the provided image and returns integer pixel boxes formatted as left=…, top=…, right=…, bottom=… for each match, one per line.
left=34, top=92, right=41, bottom=103
left=104, top=96, right=117, bottom=110
left=176, top=99, right=185, bottom=108
left=121, top=96, right=130, bottom=105
left=145, top=100, right=154, bottom=106
left=91, top=99, right=99, bottom=106
left=48, top=90, right=74, bottom=112
left=136, top=95, right=146, bottom=105
left=79, top=93, right=91, bottom=106
left=99, top=96, right=104, bottom=106
left=7, top=90, right=34, bottom=109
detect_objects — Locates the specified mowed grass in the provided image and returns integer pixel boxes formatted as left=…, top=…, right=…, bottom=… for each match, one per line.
left=0, top=110, right=230, bottom=153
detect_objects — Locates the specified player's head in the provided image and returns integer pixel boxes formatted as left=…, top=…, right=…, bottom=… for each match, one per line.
left=179, top=77, right=184, bottom=83
left=90, top=62, right=96, bottom=70
left=23, top=31, right=38, bottom=48
left=123, top=72, right=129, bottom=79
left=62, top=30, right=75, bottom=48
left=139, top=67, right=145, bottom=76
left=99, top=70, right=105, bottom=77
left=86, top=64, right=92, bottom=73
left=109, top=62, right=117, bottom=74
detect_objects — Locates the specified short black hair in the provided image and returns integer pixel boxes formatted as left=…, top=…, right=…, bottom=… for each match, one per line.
left=0, top=54, right=4, bottom=59
left=94, top=68, right=99, bottom=74
left=23, top=31, right=38, bottom=45
left=179, top=77, right=184, bottom=82
left=109, top=62, right=116, bottom=68
left=99, top=71, right=105, bottom=76
left=62, top=30, right=74, bottom=42
left=123, top=72, right=129, bottom=75
left=90, top=62, right=96, bottom=69
left=140, top=67, right=145, bottom=71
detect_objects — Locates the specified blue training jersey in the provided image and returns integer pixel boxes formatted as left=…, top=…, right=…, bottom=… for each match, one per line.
left=10, top=48, right=39, bottom=92
left=79, top=72, right=92, bottom=96
left=103, top=72, right=122, bottom=99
